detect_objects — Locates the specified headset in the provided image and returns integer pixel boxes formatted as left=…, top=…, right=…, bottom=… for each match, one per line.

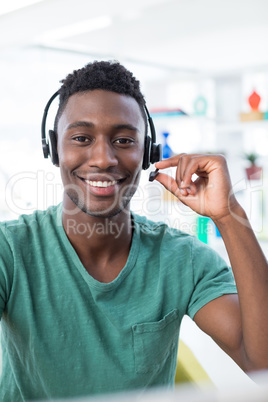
left=41, top=90, right=162, bottom=172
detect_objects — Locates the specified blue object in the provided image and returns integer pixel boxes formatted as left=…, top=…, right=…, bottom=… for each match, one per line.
left=214, top=222, right=222, bottom=237
left=196, top=216, right=209, bottom=244
left=162, top=132, right=173, bottom=159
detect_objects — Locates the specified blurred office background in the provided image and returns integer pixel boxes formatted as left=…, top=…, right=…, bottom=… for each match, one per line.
left=0, top=0, right=268, bottom=392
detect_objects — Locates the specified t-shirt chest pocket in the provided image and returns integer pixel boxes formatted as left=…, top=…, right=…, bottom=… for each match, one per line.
left=132, top=309, right=180, bottom=374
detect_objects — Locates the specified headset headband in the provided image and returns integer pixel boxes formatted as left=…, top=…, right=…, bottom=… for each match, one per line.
left=41, top=90, right=162, bottom=169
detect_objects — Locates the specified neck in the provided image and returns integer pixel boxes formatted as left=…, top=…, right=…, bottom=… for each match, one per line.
left=62, top=196, right=134, bottom=282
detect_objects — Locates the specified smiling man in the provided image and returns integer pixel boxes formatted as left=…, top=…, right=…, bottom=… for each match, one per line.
left=0, top=61, right=268, bottom=401
left=58, top=90, right=144, bottom=219
left=58, top=88, right=145, bottom=282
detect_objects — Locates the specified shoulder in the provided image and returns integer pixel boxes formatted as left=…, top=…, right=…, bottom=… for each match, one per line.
left=132, top=212, right=230, bottom=266
left=132, top=212, right=195, bottom=256
left=132, top=212, right=193, bottom=240
left=0, top=203, right=62, bottom=245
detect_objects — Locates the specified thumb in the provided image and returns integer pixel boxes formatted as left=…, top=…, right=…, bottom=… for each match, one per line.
left=155, top=172, right=184, bottom=199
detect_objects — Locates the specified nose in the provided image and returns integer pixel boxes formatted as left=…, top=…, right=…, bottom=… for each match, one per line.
left=88, top=138, right=118, bottom=169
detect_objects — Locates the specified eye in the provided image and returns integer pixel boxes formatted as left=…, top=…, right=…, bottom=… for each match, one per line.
left=114, top=138, right=134, bottom=145
left=74, top=136, right=89, bottom=143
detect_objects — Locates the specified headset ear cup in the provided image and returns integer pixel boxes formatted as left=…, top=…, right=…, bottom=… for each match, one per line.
left=150, top=143, right=162, bottom=164
left=48, top=130, right=59, bottom=166
left=142, top=136, right=151, bottom=170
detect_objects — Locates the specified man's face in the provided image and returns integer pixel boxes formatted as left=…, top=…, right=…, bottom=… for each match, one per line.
left=57, top=89, right=145, bottom=218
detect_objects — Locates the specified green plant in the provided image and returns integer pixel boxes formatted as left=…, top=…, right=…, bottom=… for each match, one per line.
left=244, top=152, right=259, bottom=166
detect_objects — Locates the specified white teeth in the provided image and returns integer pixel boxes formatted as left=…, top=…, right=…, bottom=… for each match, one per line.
left=84, top=180, right=118, bottom=188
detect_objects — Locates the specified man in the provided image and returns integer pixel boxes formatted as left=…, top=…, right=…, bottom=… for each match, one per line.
left=0, top=60, right=267, bottom=401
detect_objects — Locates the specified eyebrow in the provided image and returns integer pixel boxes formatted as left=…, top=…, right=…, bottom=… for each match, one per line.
left=113, top=123, right=140, bottom=132
left=66, top=121, right=140, bottom=132
left=66, top=121, right=94, bottom=130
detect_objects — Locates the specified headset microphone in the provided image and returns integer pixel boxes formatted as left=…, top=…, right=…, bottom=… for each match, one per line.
left=149, top=169, right=159, bottom=182
left=41, top=91, right=162, bottom=173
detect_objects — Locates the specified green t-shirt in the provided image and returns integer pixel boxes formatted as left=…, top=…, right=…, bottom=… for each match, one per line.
left=0, top=204, right=237, bottom=401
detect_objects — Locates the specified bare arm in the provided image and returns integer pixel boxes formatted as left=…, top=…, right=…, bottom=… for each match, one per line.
left=155, top=154, right=268, bottom=372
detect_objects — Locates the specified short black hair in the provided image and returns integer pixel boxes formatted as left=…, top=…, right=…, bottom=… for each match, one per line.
left=54, top=60, right=147, bottom=133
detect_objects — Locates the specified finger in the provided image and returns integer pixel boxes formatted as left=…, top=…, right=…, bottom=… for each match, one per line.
left=155, top=154, right=187, bottom=169
left=176, top=154, right=189, bottom=188
left=179, top=155, right=210, bottom=189
left=155, top=153, right=188, bottom=193
left=155, top=154, right=213, bottom=197
left=155, top=153, right=201, bottom=187
left=154, top=172, right=185, bottom=199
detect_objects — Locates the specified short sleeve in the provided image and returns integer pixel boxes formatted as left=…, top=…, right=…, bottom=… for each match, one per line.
left=187, top=237, right=237, bottom=320
left=0, top=225, right=14, bottom=318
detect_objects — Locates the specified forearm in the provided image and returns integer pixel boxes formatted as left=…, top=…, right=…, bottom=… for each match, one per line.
left=155, top=153, right=268, bottom=370
left=214, top=204, right=268, bottom=370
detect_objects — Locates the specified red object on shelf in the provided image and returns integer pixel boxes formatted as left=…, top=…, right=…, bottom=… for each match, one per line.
left=245, top=166, right=262, bottom=181
left=248, top=90, right=261, bottom=111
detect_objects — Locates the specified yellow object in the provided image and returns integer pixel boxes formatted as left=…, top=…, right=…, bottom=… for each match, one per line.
left=162, top=188, right=178, bottom=202
left=175, top=341, right=213, bottom=388
left=240, top=111, right=264, bottom=121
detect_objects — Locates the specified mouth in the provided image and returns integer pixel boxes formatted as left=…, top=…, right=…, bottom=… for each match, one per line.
left=77, top=175, right=127, bottom=196
left=84, top=179, right=119, bottom=188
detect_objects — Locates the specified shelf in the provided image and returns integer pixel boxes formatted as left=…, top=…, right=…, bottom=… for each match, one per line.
left=216, top=119, right=268, bottom=133
left=153, top=114, right=268, bottom=132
